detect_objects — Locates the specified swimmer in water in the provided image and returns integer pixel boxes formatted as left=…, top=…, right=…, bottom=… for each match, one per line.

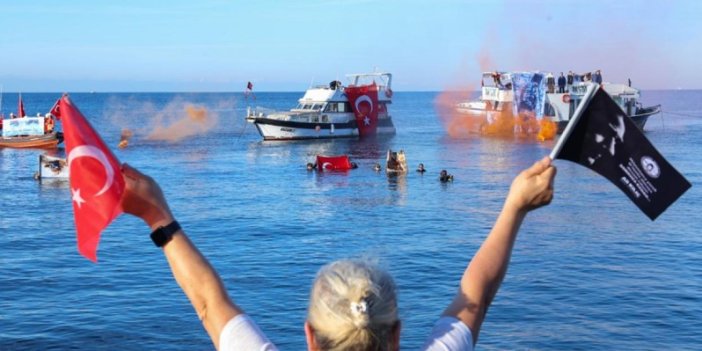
left=440, top=169, right=454, bottom=182
left=417, top=163, right=426, bottom=173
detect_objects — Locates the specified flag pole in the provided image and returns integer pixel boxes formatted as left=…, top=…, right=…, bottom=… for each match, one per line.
left=549, top=83, right=599, bottom=160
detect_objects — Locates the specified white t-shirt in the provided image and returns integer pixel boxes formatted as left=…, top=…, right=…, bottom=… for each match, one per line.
left=219, top=314, right=278, bottom=351
left=219, top=314, right=473, bottom=351
left=420, top=316, right=474, bottom=351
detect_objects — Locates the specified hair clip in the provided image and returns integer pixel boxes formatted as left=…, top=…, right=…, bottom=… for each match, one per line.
left=350, top=300, right=368, bottom=316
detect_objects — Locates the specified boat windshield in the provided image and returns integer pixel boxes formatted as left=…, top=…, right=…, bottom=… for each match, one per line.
left=294, top=103, right=324, bottom=111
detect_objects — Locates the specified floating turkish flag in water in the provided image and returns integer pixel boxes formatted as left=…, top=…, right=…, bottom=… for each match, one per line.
left=316, top=154, right=353, bottom=171
left=61, top=95, right=124, bottom=261
left=345, top=83, right=379, bottom=137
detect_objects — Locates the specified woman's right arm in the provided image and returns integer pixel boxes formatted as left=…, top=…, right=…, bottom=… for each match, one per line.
left=120, top=164, right=243, bottom=349
left=442, top=156, right=556, bottom=344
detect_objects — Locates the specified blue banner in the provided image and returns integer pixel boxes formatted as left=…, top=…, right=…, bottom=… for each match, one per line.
left=510, top=72, right=546, bottom=119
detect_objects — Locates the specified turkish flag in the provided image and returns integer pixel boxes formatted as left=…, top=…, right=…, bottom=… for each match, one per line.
left=49, top=98, right=62, bottom=120
left=345, top=83, right=379, bottom=137
left=61, top=95, right=124, bottom=261
left=18, top=94, right=26, bottom=117
left=316, top=155, right=353, bottom=171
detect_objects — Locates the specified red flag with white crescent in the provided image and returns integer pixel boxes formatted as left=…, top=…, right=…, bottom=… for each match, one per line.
left=18, top=94, right=26, bottom=117
left=316, top=155, right=353, bottom=171
left=345, top=83, right=379, bottom=137
left=49, top=98, right=62, bottom=120
left=61, top=95, right=124, bottom=262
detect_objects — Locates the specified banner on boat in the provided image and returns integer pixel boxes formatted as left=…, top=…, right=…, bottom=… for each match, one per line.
left=345, top=83, right=379, bottom=137
left=510, top=72, right=546, bottom=119
left=551, top=85, right=691, bottom=220
left=2, top=117, right=45, bottom=137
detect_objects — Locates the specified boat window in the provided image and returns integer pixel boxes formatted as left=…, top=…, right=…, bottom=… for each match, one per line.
left=324, top=103, right=339, bottom=112
left=340, top=103, right=350, bottom=112
left=302, top=104, right=312, bottom=109
left=311, top=104, right=322, bottom=110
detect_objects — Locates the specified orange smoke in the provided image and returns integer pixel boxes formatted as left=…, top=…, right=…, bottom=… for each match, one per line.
left=435, top=89, right=479, bottom=138
left=537, top=118, right=557, bottom=141
left=147, top=104, right=218, bottom=142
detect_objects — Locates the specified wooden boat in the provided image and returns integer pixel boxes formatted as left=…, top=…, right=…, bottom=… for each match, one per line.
left=1, top=115, right=62, bottom=148
left=0, top=131, right=63, bottom=148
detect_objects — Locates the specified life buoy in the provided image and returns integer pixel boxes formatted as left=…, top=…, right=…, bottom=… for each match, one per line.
left=385, top=88, right=393, bottom=98
left=45, top=116, right=55, bottom=132
left=562, top=94, right=571, bottom=103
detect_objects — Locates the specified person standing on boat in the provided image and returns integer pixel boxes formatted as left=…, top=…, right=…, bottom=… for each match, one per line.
left=546, top=72, right=555, bottom=93
left=119, top=157, right=556, bottom=350
left=557, top=72, right=566, bottom=93
left=593, top=70, right=603, bottom=84
left=567, top=71, right=574, bottom=90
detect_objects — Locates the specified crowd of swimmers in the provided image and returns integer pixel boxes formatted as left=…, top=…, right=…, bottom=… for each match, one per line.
left=307, top=159, right=454, bottom=183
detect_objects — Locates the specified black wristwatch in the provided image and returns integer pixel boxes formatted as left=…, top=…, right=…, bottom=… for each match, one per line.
left=150, top=220, right=181, bottom=247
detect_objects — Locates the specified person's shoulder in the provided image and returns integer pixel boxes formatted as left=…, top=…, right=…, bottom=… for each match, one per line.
left=421, top=317, right=474, bottom=351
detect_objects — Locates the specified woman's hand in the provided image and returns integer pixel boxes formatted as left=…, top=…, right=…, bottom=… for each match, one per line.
left=120, top=163, right=174, bottom=230
left=505, top=156, right=557, bottom=213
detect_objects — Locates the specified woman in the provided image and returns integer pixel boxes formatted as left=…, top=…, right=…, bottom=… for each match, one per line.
left=120, top=156, right=556, bottom=350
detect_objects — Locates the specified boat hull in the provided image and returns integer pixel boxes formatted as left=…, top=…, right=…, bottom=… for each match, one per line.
left=555, top=104, right=660, bottom=133
left=250, top=118, right=396, bottom=141
left=0, top=132, right=63, bottom=149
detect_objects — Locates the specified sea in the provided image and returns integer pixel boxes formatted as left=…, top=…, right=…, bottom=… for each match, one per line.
left=1, top=91, right=700, bottom=350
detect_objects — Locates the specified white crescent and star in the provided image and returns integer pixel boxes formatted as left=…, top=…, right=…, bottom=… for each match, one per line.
left=68, top=145, right=116, bottom=207
left=354, top=95, right=373, bottom=114
left=322, top=162, right=333, bottom=169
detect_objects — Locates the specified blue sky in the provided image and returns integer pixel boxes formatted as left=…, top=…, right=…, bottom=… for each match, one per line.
left=1, top=0, right=700, bottom=92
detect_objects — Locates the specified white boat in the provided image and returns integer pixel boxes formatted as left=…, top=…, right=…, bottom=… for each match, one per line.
left=246, top=73, right=396, bottom=140
left=455, top=71, right=660, bottom=134
left=35, top=153, right=69, bottom=180
left=547, top=82, right=661, bottom=133
left=456, top=72, right=514, bottom=120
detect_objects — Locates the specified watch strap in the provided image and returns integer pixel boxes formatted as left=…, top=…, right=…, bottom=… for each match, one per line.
left=150, top=220, right=181, bottom=247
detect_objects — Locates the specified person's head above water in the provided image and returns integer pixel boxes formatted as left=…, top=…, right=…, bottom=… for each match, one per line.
left=305, top=260, right=400, bottom=351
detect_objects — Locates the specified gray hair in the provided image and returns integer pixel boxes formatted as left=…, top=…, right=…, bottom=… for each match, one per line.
left=308, top=260, right=399, bottom=351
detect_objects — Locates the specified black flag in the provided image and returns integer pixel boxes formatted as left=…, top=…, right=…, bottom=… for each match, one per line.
left=551, top=85, right=690, bottom=220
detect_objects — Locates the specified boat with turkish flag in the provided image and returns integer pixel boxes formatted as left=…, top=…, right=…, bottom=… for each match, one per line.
left=0, top=96, right=63, bottom=148
left=246, top=72, right=396, bottom=140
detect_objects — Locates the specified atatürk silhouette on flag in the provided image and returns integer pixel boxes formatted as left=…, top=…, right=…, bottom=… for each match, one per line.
left=551, top=84, right=690, bottom=220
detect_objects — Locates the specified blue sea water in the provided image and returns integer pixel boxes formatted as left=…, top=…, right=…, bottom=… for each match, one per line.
left=1, top=91, right=701, bottom=350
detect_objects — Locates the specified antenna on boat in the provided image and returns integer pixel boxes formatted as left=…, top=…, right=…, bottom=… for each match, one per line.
left=309, top=77, right=315, bottom=89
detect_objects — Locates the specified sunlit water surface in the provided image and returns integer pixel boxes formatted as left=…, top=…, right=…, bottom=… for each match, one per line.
left=1, top=91, right=700, bottom=350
